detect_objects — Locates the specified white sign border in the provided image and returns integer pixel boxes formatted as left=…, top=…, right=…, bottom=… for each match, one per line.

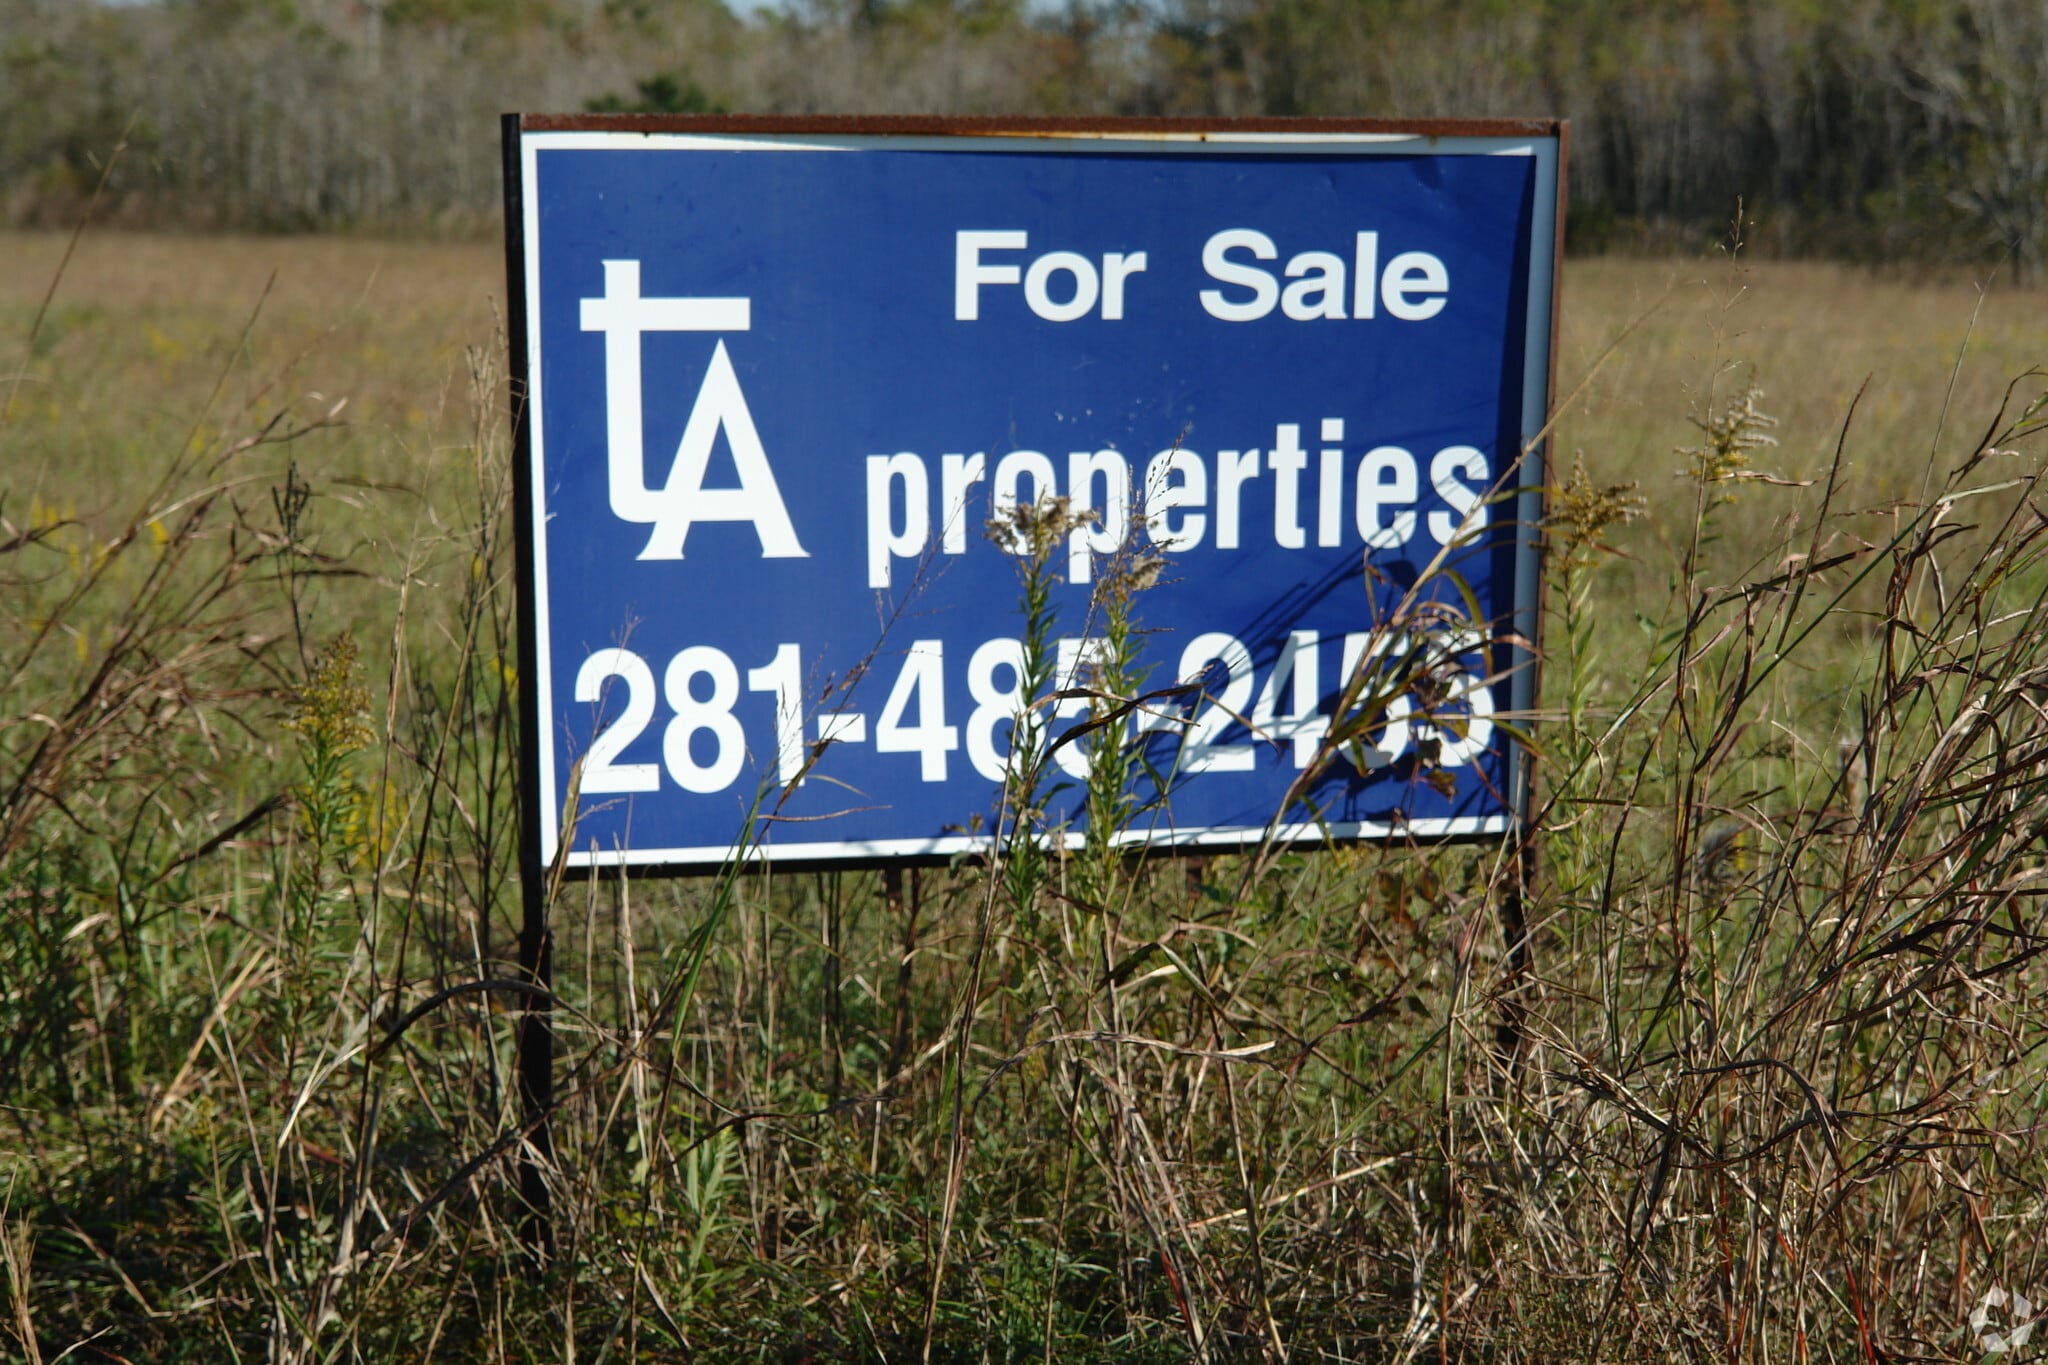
left=515, top=124, right=1560, bottom=871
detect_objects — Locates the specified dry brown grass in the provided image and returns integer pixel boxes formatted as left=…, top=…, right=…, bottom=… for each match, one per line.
left=1560, top=256, right=2046, bottom=484
left=3, top=231, right=2047, bottom=1363
left=9, top=229, right=2042, bottom=530
left=1, top=231, right=498, bottom=522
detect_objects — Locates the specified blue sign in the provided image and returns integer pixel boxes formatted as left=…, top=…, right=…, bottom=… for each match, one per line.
left=508, top=121, right=1561, bottom=872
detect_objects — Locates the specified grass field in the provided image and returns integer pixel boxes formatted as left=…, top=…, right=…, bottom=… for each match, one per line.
left=3, top=229, right=2047, bottom=1362
left=9, top=230, right=2042, bottom=595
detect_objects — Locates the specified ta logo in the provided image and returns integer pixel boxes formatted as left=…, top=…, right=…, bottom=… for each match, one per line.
left=579, top=259, right=808, bottom=561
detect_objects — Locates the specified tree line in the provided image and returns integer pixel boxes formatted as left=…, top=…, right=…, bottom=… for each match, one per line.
left=2, top=0, right=2045, bottom=269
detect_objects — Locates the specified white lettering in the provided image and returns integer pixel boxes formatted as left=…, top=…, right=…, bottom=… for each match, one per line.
left=1101, top=251, right=1148, bottom=319
left=1144, top=447, right=1208, bottom=552
left=1215, top=448, right=1260, bottom=550
left=1199, top=230, right=1450, bottom=324
left=1352, top=232, right=1378, bottom=319
left=992, top=449, right=1058, bottom=553
left=966, top=637, right=1028, bottom=781
left=1067, top=449, right=1130, bottom=584
left=1382, top=251, right=1449, bottom=322
left=955, top=230, right=1028, bottom=321
left=1025, top=251, right=1100, bottom=323
left=1049, top=637, right=1111, bottom=778
left=642, top=342, right=804, bottom=560
left=1281, top=251, right=1347, bottom=321
left=1356, top=445, right=1418, bottom=549
left=1178, top=633, right=1256, bottom=772
left=874, top=640, right=959, bottom=782
left=1318, top=417, right=1345, bottom=547
left=866, top=452, right=929, bottom=589
left=1268, top=423, right=1308, bottom=549
left=940, top=452, right=988, bottom=554
left=580, top=260, right=803, bottom=560
left=1428, top=445, right=1489, bottom=545
left=1252, top=628, right=1325, bottom=767
left=1199, top=229, right=1280, bottom=321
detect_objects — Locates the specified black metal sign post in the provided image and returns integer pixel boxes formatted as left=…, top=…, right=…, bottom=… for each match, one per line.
left=1495, top=123, right=1567, bottom=1078
left=503, top=113, right=556, bottom=1264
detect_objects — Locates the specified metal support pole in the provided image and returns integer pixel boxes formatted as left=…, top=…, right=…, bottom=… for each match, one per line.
left=503, top=112, right=555, bottom=1266
left=1494, top=832, right=1536, bottom=1077
left=515, top=873, right=556, bottom=1263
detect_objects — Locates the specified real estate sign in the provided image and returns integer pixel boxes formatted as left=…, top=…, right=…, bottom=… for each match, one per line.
left=504, top=116, right=1563, bottom=873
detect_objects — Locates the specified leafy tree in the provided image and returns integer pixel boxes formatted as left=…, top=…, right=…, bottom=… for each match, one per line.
left=586, top=72, right=726, bottom=114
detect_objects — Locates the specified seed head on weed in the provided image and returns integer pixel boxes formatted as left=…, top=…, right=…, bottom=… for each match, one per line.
left=283, top=630, right=372, bottom=760
left=988, top=491, right=1092, bottom=565
left=1551, top=453, right=1645, bottom=571
left=1682, top=378, right=1780, bottom=497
